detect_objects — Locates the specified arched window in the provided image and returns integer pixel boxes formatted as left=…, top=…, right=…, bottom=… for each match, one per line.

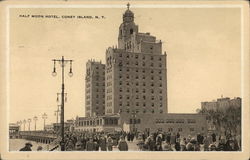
left=130, top=28, right=133, bottom=34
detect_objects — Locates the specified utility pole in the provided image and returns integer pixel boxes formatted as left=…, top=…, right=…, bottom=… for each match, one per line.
left=33, top=116, right=38, bottom=131
left=52, top=56, right=73, bottom=151
left=42, top=113, right=47, bottom=130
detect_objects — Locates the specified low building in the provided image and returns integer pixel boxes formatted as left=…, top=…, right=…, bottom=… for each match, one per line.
left=201, top=97, right=241, bottom=112
left=9, top=123, right=20, bottom=139
left=74, top=113, right=207, bottom=137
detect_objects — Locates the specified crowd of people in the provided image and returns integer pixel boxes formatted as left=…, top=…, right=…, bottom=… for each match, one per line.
left=19, top=130, right=241, bottom=151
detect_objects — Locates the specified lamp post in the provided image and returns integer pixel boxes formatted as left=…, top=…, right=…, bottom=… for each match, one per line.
left=131, top=110, right=136, bottom=133
left=42, top=113, right=47, bottom=131
left=27, top=119, right=31, bottom=131
left=33, top=116, right=38, bottom=131
left=54, top=105, right=61, bottom=124
left=23, top=119, right=26, bottom=131
left=52, top=56, right=73, bottom=151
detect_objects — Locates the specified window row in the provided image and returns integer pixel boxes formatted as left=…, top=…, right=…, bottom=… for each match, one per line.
left=119, top=75, right=163, bottom=81
left=119, top=102, right=163, bottom=107
left=119, top=53, right=163, bottom=61
left=119, top=82, right=163, bottom=87
left=119, top=68, right=163, bottom=74
left=119, top=88, right=162, bottom=94
left=118, top=61, right=163, bottom=68
left=119, top=108, right=163, bottom=114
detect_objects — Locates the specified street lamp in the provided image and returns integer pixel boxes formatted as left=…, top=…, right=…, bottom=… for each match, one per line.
left=42, top=113, right=47, bottom=131
left=27, top=119, right=32, bottom=131
left=54, top=105, right=61, bottom=124
left=23, top=119, right=26, bottom=131
left=52, top=56, right=73, bottom=151
left=131, top=110, right=137, bottom=133
left=33, top=116, right=38, bottom=131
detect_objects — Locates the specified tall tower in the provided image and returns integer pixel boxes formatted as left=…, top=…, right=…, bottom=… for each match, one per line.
left=105, top=4, right=168, bottom=127
left=85, top=60, right=106, bottom=117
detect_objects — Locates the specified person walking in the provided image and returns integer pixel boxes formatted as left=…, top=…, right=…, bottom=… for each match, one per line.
left=19, top=142, right=33, bottom=151
left=107, top=135, right=113, bottom=151
left=86, top=137, right=96, bottom=151
left=99, top=136, right=107, bottom=151
left=118, top=136, right=128, bottom=151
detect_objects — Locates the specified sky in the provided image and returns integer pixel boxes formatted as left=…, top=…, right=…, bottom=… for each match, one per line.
left=9, top=6, right=241, bottom=130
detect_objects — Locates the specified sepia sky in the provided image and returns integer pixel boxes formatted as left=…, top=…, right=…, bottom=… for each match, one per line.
left=9, top=6, right=241, bottom=130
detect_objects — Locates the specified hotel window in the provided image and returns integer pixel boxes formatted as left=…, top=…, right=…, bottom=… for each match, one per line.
left=127, top=109, right=130, bottom=113
left=136, top=82, right=139, bottom=86
left=159, top=76, right=162, bottom=80
left=178, top=128, right=183, bottom=132
left=127, top=75, right=130, bottom=79
left=151, top=76, right=154, bottom=80
left=160, top=110, right=163, bottom=114
left=127, top=54, right=129, bottom=58
left=159, top=90, right=162, bottom=94
left=151, top=63, right=154, bottom=67
left=136, top=88, right=139, bottom=93
left=127, top=96, right=130, bottom=100
left=159, top=83, right=162, bottom=87
left=160, top=96, right=162, bottom=100
left=151, top=70, right=154, bottom=73
left=142, top=69, right=145, bottom=73
left=119, top=61, right=123, bottom=66
left=119, top=81, right=122, bottom=85
left=136, top=69, right=138, bottom=72
left=151, top=89, right=154, bottom=93
left=136, top=75, right=139, bottom=79
left=127, top=68, right=130, bottom=72
left=190, top=128, right=195, bottom=132
left=127, top=88, right=130, bottom=92
left=127, top=102, right=130, bottom=106
left=143, top=82, right=146, bottom=86
left=152, top=103, right=154, bottom=107
left=166, top=119, right=175, bottom=123
left=143, top=75, right=145, bottom=79
left=126, top=61, right=129, bottom=65
left=127, top=82, right=129, bottom=86
left=143, top=89, right=146, bottom=93
left=143, top=103, right=146, bottom=107
left=136, top=102, right=139, bottom=106
left=159, top=57, right=162, bottom=61
left=142, top=62, right=145, bottom=66
left=142, top=55, right=145, bottom=60
left=136, top=95, right=139, bottom=99
left=176, top=119, right=185, bottom=123
left=119, top=88, right=122, bottom=92
left=168, top=128, right=173, bottom=132
left=152, top=109, right=154, bottom=113
left=135, top=55, right=138, bottom=59
left=119, top=102, right=122, bottom=106
left=159, top=63, right=162, bottom=67
left=188, top=119, right=196, bottom=124
left=151, top=56, right=154, bottom=60
left=151, top=83, right=154, bottom=87
left=151, top=96, right=154, bottom=100
left=160, top=103, right=162, bottom=107
left=135, top=61, right=138, bottom=66
left=119, top=75, right=122, bottom=79
left=143, top=95, right=146, bottom=100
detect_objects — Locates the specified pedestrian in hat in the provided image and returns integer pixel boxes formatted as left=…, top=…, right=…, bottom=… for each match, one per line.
left=20, top=142, right=33, bottom=151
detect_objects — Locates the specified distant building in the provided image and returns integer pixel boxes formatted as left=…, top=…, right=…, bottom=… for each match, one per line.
left=201, top=97, right=241, bottom=112
left=85, top=60, right=106, bottom=117
left=9, top=123, right=20, bottom=139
